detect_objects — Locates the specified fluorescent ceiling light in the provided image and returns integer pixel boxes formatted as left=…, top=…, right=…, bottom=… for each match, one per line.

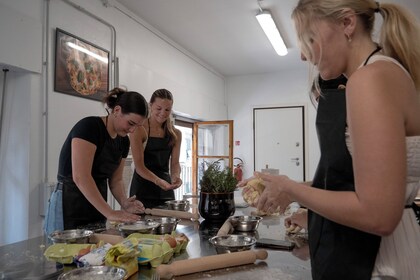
left=67, top=42, right=109, bottom=63
left=256, top=10, right=288, bottom=56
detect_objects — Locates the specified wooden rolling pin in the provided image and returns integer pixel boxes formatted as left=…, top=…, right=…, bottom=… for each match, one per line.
left=216, top=219, right=233, bottom=236
left=156, top=249, right=268, bottom=279
left=145, top=208, right=200, bottom=220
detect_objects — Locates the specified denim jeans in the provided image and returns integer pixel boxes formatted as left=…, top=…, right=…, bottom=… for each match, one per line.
left=44, top=185, right=64, bottom=235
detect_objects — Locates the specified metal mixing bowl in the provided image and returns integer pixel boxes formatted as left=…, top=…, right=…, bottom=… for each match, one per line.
left=48, top=229, right=94, bottom=244
left=150, top=217, right=180, bottom=234
left=58, top=265, right=126, bottom=280
left=208, top=235, right=256, bottom=254
left=165, top=200, right=190, bottom=211
left=118, top=220, right=161, bottom=237
left=229, top=215, right=262, bottom=232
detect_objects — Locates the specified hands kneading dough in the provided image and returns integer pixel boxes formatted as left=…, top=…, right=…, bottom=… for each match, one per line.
left=242, top=178, right=265, bottom=207
left=285, top=208, right=307, bottom=235
left=242, top=178, right=280, bottom=216
left=286, top=224, right=302, bottom=235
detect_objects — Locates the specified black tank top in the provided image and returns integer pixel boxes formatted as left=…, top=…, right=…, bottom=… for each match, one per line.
left=309, top=47, right=382, bottom=280
left=130, top=120, right=175, bottom=208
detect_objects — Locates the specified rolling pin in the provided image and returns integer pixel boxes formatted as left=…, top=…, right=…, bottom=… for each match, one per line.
left=156, top=249, right=268, bottom=279
left=145, top=208, right=200, bottom=220
left=216, top=219, right=233, bottom=236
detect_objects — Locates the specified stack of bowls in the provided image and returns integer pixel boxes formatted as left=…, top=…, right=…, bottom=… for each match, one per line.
left=165, top=200, right=190, bottom=211
left=48, top=229, right=94, bottom=244
left=208, top=235, right=256, bottom=254
left=118, top=220, right=161, bottom=237
left=58, top=265, right=126, bottom=280
left=229, top=215, right=262, bottom=232
left=149, top=217, right=180, bottom=234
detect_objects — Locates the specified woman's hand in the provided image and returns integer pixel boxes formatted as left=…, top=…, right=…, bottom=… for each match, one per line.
left=107, top=210, right=141, bottom=223
left=255, top=172, right=293, bottom=215
left=236, top=176, right=256, bottom=188
left=121, top=195, right=145, bottom=214
left=171, top=176, right=183, bottom=189
left=156, top=178, right=177, bottom=191
left=285, top=208, right=308, bottom=232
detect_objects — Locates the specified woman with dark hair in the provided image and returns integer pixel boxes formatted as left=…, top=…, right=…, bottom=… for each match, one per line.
left=44, top=88, right=148, bottom=234
left=130, top=88, right=182, bottom=209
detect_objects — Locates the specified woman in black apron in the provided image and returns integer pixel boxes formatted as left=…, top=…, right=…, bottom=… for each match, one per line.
left=44, top=88, right=148, bottom=234
left=247, top=1, right=420, bottom=279
left=130, top=89, right=183, bottom=209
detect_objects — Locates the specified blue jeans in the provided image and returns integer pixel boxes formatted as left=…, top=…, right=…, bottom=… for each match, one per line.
left=44, top=185, right=64, bottom=235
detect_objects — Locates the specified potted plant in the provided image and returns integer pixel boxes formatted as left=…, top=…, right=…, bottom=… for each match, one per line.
left=198, top=161, right=238, bottom=221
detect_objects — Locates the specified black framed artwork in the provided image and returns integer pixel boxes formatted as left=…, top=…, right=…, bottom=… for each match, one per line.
left=54, top=28, right=109, bottom=101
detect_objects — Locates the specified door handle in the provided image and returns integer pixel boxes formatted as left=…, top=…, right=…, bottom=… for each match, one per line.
left=290, top=157, right=300, bottom=166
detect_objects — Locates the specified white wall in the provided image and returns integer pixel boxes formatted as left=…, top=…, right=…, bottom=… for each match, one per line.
left=226, top=69, right=320, bottom=181
left=0, top=0, right=226, bottom=245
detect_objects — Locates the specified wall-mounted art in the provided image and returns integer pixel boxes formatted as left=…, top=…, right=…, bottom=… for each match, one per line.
left=54, top=28, right=109, bottom=101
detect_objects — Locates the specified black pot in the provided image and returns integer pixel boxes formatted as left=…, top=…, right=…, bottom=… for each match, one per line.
left=198, top=192, right=235, bottom=221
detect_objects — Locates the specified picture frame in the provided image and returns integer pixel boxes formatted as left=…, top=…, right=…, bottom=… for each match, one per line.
left=54, top=28, right=109, bottom=101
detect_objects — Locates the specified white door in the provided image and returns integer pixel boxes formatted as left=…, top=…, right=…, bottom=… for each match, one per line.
left=254, top=106, right=305, bottom=181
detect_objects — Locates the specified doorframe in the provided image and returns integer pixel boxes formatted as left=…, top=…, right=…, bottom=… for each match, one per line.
left=192, top=120, right=234, bottom=194
left=252, top=103, right=309, bottom=182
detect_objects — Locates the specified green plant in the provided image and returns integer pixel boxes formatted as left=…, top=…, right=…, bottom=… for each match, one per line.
left=199, top=161, right=238, bottom=193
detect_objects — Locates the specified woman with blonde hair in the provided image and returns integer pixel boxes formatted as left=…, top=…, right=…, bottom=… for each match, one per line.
left=253, top=1, right=420, bottom=279
left=130, top=88, right=182, bottom=209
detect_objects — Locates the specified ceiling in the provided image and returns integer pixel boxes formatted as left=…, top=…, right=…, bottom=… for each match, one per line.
left=115, top=0, right=420, bottom=77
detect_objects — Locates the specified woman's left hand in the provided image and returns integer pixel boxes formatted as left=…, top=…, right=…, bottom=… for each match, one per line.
left=171, top=176, right=183, bottom=189
left=121, top=195, right=145, bottom=214
left=255, top=172, right=293, bottom=214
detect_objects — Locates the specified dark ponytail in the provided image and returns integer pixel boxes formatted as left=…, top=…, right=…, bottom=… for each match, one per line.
left=103, top=87, right=149, bottom=117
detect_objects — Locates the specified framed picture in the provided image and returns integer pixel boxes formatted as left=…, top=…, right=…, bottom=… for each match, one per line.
left=54, top=28, right=109, bottom=101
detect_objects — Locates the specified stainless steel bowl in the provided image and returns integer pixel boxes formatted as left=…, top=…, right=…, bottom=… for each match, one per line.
left=118, top=220, right=161, bottom=237
left=150, top=217, right=180, bottom=234
left=48, top=229, right=94, bottom=244
left=234, top=230, right=260, bottom=239
left=208, top=235, right=256, bottom=254
left=58, top=265, right=126, bottom=280
left=229, top=215, right=263, bottom=232
left=165, top=200, right=190, bottom=211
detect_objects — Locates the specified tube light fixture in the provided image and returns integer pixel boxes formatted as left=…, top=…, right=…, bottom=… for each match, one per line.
left=67, top=42, right=109, bottom=63
left=256, top=10, right=288, bottom=56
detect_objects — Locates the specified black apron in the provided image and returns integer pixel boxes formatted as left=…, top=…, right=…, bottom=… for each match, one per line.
left=130, top=131, right=174, bottom=209
left=309, top=87, right=381, bottom=280
left=60, top=135, right=121, bottom=230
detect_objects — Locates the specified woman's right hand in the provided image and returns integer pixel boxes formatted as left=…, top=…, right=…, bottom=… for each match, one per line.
left=236, top=176, right=256, bottom=188
left=121, top=195, right=145, bottom=214
left=107, top=210, right=141, bottom=223
left=155, top=179, right=182, bottom=191
left=285, top=208, right=308, bottom=230
left=156, top=178, right=177, bottom=191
